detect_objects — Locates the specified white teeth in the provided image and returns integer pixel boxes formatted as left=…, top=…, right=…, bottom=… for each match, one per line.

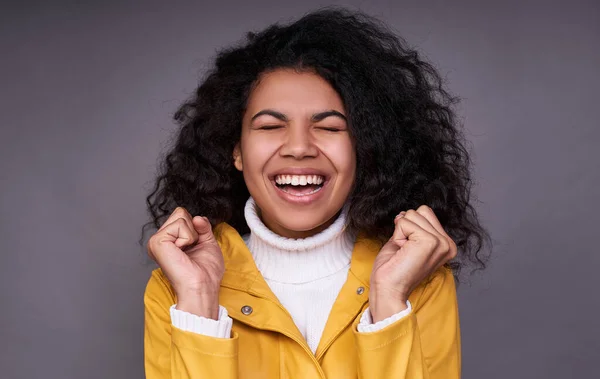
left=275, top=174, right=325, bottom=186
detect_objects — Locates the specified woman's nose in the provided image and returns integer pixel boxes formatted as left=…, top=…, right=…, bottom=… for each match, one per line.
left=279, top=125, right=318, bottom=159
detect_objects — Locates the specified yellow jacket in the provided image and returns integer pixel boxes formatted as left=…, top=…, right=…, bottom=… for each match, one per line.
left=144, top=222, right=461, bottom=378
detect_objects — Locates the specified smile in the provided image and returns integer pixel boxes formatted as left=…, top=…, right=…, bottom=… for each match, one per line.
left=271, top=174, right=328, bottom=203
left=275, top=174, right=324, bottom=186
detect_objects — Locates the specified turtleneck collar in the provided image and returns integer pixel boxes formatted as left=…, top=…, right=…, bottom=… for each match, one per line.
left=242, top=197, right=355, bottom=284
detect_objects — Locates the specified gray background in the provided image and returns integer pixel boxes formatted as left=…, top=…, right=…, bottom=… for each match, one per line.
left=1, top=0, right=598, bottom=378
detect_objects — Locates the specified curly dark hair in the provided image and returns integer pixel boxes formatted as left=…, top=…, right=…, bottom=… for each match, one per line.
left=139, top=7, right=492, bottom=281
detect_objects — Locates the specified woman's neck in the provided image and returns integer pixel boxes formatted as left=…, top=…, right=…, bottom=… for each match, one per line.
left=242, top=197, right=355, bottom=284
left=256, top=206, right=340, bottom=239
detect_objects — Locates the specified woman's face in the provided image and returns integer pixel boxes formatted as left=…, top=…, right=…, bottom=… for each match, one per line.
left=234, top=68, right=356, bottom=239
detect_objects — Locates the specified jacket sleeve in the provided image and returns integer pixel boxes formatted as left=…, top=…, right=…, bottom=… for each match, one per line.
left=144, top=269, right=239, bottom=379
left=352, top=266, right=461, bottom=379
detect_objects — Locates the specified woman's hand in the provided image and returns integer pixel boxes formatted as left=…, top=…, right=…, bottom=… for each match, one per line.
left=369, top=205, right=457, bottom=322
left=147, top=207, right=225, bottom=320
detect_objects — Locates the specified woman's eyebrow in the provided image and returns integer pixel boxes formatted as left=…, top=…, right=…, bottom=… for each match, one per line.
left=311, top=110, right=347, bottom=122
left=250, top=109, right=347, bottom=122
left=251, top=109, right=288, bottom=122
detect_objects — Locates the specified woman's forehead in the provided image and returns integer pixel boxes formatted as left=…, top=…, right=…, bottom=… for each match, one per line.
left=245, top=69, right=345, bottom=116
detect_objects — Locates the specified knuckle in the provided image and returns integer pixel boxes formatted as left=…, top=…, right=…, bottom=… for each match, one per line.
left=423, top=235, right=439, bottom=250
left=175, top=217, right=188, bottom=227
left=449, top=238, right=457, bottom=250
left=394, top=216, right=406, bottom=228
left=173, top=207, right=188, bottom=217
left=417, top=204, right=430, bottom=213
left=438, top=238, right=450, bottom=253
left=448, top=240, right=458, bottom=258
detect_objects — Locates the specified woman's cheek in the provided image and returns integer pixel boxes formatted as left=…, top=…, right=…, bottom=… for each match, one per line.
left=243, top=136, right=277, bottom=162
left=242, top=139, right=281, bottom=190
left=322, top=140, right=356, bottom=174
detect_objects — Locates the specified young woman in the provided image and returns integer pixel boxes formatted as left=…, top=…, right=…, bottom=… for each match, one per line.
left=141, top=7, right=490, bottom=379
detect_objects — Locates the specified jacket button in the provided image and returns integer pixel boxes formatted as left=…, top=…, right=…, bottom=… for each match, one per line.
left=241, top=305, right=253, bottom=315
left=356, top=287, right=365, bottom=295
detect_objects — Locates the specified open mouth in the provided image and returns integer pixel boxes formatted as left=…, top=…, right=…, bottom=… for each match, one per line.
left=274, top=174, right=325, bottom=196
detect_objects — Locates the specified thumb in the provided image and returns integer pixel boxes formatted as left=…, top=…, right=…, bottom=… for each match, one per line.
left=391, top=217, right=423, bottom=244
left=192, top=216, right=216, bottom=242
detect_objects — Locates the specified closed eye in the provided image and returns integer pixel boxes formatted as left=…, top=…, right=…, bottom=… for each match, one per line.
left=259, top=125, right=284, bottom=130
left=317, top=127, right=344, bottom=132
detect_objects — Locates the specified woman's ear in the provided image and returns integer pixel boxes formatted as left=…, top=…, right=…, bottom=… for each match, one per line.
left=233, top=143, right=243, bottom=171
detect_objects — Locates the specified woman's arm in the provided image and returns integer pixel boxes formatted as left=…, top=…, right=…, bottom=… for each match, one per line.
left=352, top=266, right=461, bottom=379
left=144, top=269, right=239, bottom=379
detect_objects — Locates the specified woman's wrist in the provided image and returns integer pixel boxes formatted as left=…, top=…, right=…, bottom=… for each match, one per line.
left=175, top=290, right=220, bottom=320
left=368, top=287, right=408, bottom=323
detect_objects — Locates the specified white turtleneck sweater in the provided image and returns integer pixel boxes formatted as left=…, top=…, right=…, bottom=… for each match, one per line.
left=170, top=197, right=412, bottom=354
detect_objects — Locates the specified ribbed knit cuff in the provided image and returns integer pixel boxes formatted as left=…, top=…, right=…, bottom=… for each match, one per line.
left=357, top=300, right=412, bottom=333
left=170, top=304, right=233, bottom=338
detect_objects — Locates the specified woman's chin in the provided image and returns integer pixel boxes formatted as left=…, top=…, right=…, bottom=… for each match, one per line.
left=271, top=217, right=337, bottom=239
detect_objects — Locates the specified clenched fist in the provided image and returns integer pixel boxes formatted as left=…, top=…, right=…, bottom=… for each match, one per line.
left=147, top=207, right=224, bottom=320
left=369, top=205, right=457, bottom=322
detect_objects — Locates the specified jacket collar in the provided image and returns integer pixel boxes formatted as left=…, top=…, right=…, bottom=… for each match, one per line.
left=213, top=222, right=382, bottom=295
left=213, top=222, right=383, bottom=359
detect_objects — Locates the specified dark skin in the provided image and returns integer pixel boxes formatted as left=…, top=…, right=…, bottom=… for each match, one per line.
left=369, top=206, right=457, bottom=321
left=147, top=205, right=457, bottom=322
left=147, top=70, right=457, bottom=321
